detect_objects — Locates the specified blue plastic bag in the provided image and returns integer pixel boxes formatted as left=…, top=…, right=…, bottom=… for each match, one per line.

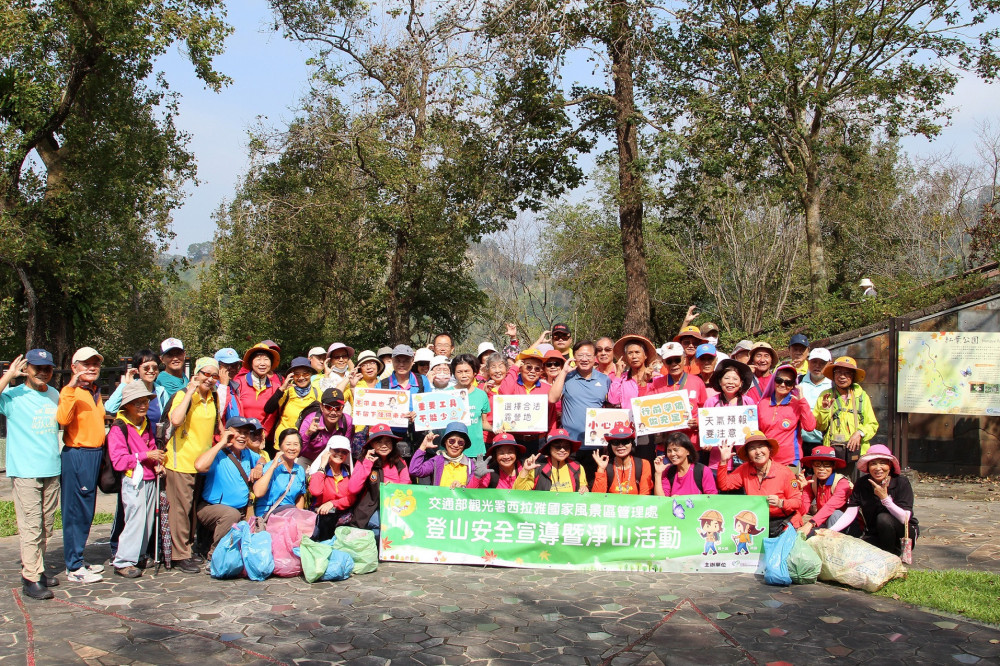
left=762, top=524, right=797, bottom=586
left=239, top=521, right=275, bottom=581
left=210, top=524, right=243, bottom=579
left=323, top=550, right=355, bottom=581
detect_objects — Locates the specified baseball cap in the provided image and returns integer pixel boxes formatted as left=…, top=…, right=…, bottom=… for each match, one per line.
left=71, top=347, right=103, bottom=364
left=695, top=343, right=717, bottom=358
left=789, top=333, right=810, bottom=348
left=477, top=342, right=497, bottom=357
left=392, top=344, right=415, bottom=358
left=377, top=346, right=394, bottom=358
left=322, top=388, right=346, bottom=405
left=430, top=355, right=450, bottom=370
left=25, top=349, right=55, bottom=367
left=808, top=347, right=833, bottom=362
left=225, top=416, right=256, bottom=430
left=160, top=338, right=184, bottom=353
left=308, top=347, right=327, bottom=357
left=413, top=348, right=434, bottom=363
left=552, top=323, right=571, bottom=336
left=659, top=342, right=684, bottom=360
left=214, top=347, right=240, bottom=364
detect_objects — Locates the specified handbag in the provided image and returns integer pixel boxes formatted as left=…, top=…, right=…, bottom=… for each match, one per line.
left=900, top=518, right=913, bottom=564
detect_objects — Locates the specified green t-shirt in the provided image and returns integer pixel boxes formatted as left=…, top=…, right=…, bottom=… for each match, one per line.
left=466, top=387, right=491, bottom=457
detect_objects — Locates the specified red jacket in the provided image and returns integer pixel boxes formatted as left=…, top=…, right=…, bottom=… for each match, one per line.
left=234, top=373, right=280, bottom=438
left=308, top=467, right=357, bottom=511
left=717, top=461, right=801, bottom=518
left=793, top=474, right=852, bottom=528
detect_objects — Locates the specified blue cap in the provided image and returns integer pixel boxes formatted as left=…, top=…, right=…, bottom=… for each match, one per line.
left=789, top=333, right=809, bottom=347
left=440, top=422, right=471, bottom=450
left=288, top=356, right=315, bottom=373
left=392, top=344, right=415, bottom=358
left=25, top=349, right=55, bottom=367
left=214, top=347, right=241, bottom=364
left=695, top=343, right=717, bottom=358
left=245, top=418, right=263, bottom=432
left=226, top=416, right=258, bottom=430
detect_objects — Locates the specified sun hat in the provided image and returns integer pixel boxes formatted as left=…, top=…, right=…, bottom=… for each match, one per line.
left=731, top=340, right=753, bottom=356
left=613, top=334, right=656, bottom=361
left=25, top=349, right=55, bottom=367
left=160, top=338, right=184, bottom=353
left=715, top=352, right=730, bottom=364
left=674, top=326, right=707, bottom=343
left=307, top=346, right=327, bottom=358
left=789, top=333, right=809, bottom=348
left=430, top=355, right=450, bottom=371
left=366, top=423, right=401, bottom=444
left=800, top=445, right=847, bottom=469
left=477, top=342, right=497, bottom=358
left=288, top=357, right=316, bottom=374
left=72, top=347, right=104, bottom=364
left=749, top=341, right=778, bottom=369
left=413, top=348, right=435, bottom=364
left=700, top=322, right=721, bottom=337
left=355, top=350, right=384, bottom=375
left=659, top=342, right=684, bottom=361
left=545, top=428, right=582, bottom=453
left=242, top=343, right=279, bottom=370
left=542, top=349, right=566, bottom=366
left=708, top=359, right=754, bottom=395
left=260, top=340, right=281, bottom=351
left=808, top=348, right=832, bottom=362
left=823, top=356, right=866, bottom=382
left=604, top=424, right=635, bottom=442
left=516, top=348, right=545, bottom=364
left=857, top=444, right=900, bottom=475
left=695, top=343, right=717, bottom=359
left=486, top=433, right=526, bottom=458
left=737, top=430, right=779, bottom=462
left=193, top=357, right=219, bottom=376
left=377, top=346, right=394, bottom=358
left=440, top=422, right=472, bottom=450
left=391, top=344, right=415, bottom=358
left=327, top=342, right=355, bottom=359
left=321, top=388, right=346, bottom=405
left=859, top=278, right=874, bottom=288
left=120, top=381, right=155, bottom=406
left=214, top=348, right=241, bottom=365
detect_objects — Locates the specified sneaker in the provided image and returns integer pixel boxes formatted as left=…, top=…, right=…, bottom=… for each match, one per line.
left=114, top=566, right=142, bottom=579
left=21, top=578, right=53, bottom=600
left=83, top=562, right=105, bottom=574
left=66, top=568, right=103, bottom=583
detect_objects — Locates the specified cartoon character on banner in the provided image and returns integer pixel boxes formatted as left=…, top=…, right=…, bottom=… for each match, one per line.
left=698, top=510, right=724, bottom=556
left=732, top=510, right=764, bottom=555
left=386, top=488, right=417, bottom=539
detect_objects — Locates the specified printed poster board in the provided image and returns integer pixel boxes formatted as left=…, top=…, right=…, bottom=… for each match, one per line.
left=631, top=393, right=691, bottom=436
left=493, top=394, right=548, bottom=433
left=412, top=389, right=471, bottom=431
left=584, top=408, right=632, bottom=448
left=698, top=405, right=758, bottom=448
left=352, top=388, right=411, bottom=428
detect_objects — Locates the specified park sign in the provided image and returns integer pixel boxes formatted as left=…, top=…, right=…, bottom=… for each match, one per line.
left=379, top=484, right=766, bottom=573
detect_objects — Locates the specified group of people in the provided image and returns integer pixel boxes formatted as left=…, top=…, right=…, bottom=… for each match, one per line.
left=0, top=317, right=916, bottom=601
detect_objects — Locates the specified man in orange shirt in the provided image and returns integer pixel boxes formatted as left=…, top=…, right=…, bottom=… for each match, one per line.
left=57, top=347, right=107, bottom=583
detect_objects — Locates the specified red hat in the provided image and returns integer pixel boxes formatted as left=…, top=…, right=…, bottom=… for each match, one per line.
left=545, top=428, right=582, bottom=453
left=365, top=423, right=401, bottom=444
left=542, top=349, right=566, bottom=365
left=603, top=424, right=635, bottom=442
left=800, top=445, right=846, bottom=469
left=486, top=432, right=526, bottom=458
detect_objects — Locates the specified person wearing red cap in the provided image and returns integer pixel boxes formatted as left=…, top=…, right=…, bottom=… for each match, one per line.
left=514, top=429, right=588, bottom=492
left=591, top=425, right=653, bottom=495
left=793, top=446, right=852, bottom=533
left=756, top=364, right=816, bottom=468
left=468, top=434, right=524, bottom=489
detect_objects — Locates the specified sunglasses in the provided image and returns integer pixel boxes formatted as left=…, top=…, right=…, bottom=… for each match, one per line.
left=444, top=437, right=466, bottom=445
left=550, top=442, right=572, bottom=450
left=523, top=364, right=543, bottom=372
left=552, top=333, right=570, bottom=339
left=321, top=403, right=344, bottom=411
left=595, top=347, right=613, bottom=352
left=772, top=377, right=796, bottom=387
left=665, top=357, right=682, bottom=365
left=544, top=361, right=563, bottom=368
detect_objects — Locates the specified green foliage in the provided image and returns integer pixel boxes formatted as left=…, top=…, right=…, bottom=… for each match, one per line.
left=874, top=569, right=1000, bottom=625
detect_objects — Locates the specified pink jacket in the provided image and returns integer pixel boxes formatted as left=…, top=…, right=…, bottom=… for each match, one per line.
left=757, top=368, right=817, bottom=466
left=108, top=418, right=159, bottom=481
left=348, top=456, right=411, bottom=494
left=793, top=475, right=852, bottom=528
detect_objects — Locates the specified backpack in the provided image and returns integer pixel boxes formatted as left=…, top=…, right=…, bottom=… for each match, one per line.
left=98, top=420, right=131, bottom=494
left=294, top=396, right=323, bottom=431
left=666, top=462, right=706, bottom=494
left=598, top=458, right=648, bottom=493
left=535, top=461, right=583, bottom=492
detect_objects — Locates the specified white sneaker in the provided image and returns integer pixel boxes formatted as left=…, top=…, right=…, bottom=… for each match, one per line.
left=83, top=562, right=105, bottom=574
left=67, top=568, right=103, bottom=583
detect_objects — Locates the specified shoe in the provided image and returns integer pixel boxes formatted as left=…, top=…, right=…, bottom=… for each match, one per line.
left=136, top=557, right=149, bottom=570
left=21, top=579, right=53, bottom=600
left=66, top=568, right=103, bottom=583
left=189, top=553, right=205, bottom=564
left=114, top=566, right=142, bottom=579
left=41, top=574, right=59, bottom=587
left=83, top=562, right=105, bottom=574
left=171, top=559, right=201, bottom=574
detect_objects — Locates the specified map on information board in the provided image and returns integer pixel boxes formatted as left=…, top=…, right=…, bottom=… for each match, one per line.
left=897, top=331, right=1000, bottom=415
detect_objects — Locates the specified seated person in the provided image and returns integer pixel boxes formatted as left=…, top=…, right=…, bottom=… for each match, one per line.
left=194, top=416, right=264, bottom=557
left=468, top=433, right=524, bottom=489
left=409, top=422, right=475, bottom=487
left=591, top=424, right=654, bottom=495
left=793, top=446, right=852, bottom=533
left=514, top=429, right=588, bottom=493
left=717, top=431, right=801, bottom=536
left=299, top=388, right=352, bottom=464
left=253, top=428, right=307, bottom=520
left=654, top=432, right=718, bottom=496
left=823, top=444, right=918, bottom=555
left=308, top=436, right=356, bottom=541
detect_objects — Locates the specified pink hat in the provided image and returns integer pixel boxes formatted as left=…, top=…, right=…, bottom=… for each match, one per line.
left=857, top=444, right=901, bottom=475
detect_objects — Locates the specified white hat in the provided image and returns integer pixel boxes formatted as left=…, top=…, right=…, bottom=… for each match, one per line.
left=859, top=278, right=874, bottom=288
left=307, top=347, right=327, bottom=357
left=413, top=347, right=435, bottom=363
left=715, top=352, right=730, bottom=363
left=659, top=342, right=684, bottom=359
left=160, top=337, right=184, bottom=353
left=71, top=347, right=104, bottom=364
left=430, top=355, right=450, bottom=370
left=477, top=342, right=497, bottom=357
left=808, top=347, right=833, bottom=362
left=308, top=435, right=353, bottom=475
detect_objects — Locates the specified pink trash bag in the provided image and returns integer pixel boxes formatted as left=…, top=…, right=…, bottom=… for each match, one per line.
left=266, top=508, right=318, bottom=577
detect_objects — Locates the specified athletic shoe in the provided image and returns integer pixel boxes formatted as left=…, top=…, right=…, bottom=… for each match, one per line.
left=170, top=559, right=201, bottom=574
left=83, top=562, right=105, bottom=574
left=66, top=568, right=103, bottom=583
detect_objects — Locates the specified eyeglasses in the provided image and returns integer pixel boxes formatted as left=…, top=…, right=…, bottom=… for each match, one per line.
left=772, top=377, right=796, bottom=387
left=523, top=364, right=542, bottom=372
left=138, top=364, right=158, bottom=373
left=291, top=372, right=312, bottom=379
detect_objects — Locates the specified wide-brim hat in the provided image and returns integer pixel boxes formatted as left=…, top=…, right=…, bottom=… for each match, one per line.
left=441, top=422, right=472, bottom=450
left=413, top=347, right=435, bottom=364
left=674, top=326, right=707, bottom=344
left=486, top=433, right=526, bottom=458
left=823, top=356, right=866, bottom=383
left=545, top=428, right=582, bottom=453
left=120, top=381, right=156, bottom=406
left=356, top=350, right=385, bottom=375
left=604, top=424, right=635, bottom=442
left=708, top=359, right=754, bottom=395
left=477, top=342, right=498, bottom=358
left=327, top=342, right=355, bottom=359
left=542, top=349, right=566, bottom=366
left=737, top=430, right=779, bottom=461
left=749, top=341, right=778, bottom=368
left=242, top=343, right=280, bottom=370
left=612, top=334, right=656, bottom=361
left=857, top=444, right=900, bottom=475
left=366, top=423, right=402, bottom=444
left=800, top=445, right=847, bottom=469
left=288, top=357, right=316, bottom=374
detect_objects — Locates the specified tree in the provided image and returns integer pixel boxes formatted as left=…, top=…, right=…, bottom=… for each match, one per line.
left=665, top=0, right=1000, bottom=303
left=0, top=1, right=230, bottom=362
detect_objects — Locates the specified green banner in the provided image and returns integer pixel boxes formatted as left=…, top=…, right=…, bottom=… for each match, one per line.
left=378, top=484, right=769, bottom=573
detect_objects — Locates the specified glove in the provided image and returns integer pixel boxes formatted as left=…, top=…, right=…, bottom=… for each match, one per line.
left=474, top=455, right=492, bottom=478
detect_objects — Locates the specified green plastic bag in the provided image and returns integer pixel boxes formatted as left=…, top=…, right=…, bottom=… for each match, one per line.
left=298, top=537, right=335, bottom=583
left=788, top=532, right=822, bottom=584
left=332, top=526, right=379, bottom=574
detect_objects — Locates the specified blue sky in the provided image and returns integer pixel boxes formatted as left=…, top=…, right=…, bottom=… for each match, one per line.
left=160, top=1, right=998, bottom=252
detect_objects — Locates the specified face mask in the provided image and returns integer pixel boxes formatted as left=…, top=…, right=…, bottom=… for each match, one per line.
left=707, top=336, right=719, bottom=346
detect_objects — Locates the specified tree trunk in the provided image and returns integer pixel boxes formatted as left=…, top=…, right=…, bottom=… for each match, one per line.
left=609, top=0, right=652, bottom=338
left=801, top=175, right=828, bottom=304
left=11, top=263, right=39, bottom=350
